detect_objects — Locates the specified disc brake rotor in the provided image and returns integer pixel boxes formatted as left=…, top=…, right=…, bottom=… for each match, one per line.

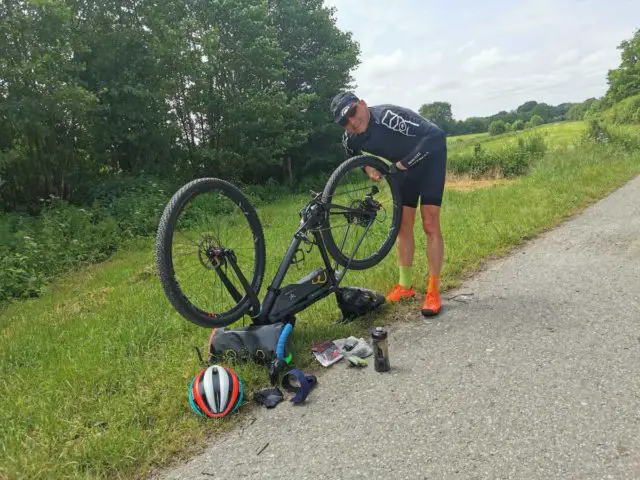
left=198, top=235, right=226, bottom=270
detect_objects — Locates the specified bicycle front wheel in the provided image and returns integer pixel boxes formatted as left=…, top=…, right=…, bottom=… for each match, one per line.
left=321, top=155, right=402, bottom=270
left=155, top=178, right=266, bottom=328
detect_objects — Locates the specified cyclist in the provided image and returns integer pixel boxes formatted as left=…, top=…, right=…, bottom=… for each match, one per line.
left=330, top=91, right=447, bottom=316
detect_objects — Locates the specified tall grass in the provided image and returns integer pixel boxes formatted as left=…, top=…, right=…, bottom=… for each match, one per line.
left=2, top=132, right=640, bottom=479
left=0, top=174, right=329, bottom=302
left=448, top=121, right=586, bottom=155
left=448, top=133, right=547, bottom=177
left=599, top=93, right=640, bottom=125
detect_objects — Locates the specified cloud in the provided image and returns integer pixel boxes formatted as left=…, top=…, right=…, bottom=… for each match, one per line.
left=360, top=49, right=408, bottom=77
left=325, top=0, right=640, bottom=118
left=353, top=48, right=444, bottom=91
left=465, top=48, right=502, bottom=72
left=463, top=48, right=535, bottom=73
left=555, top=49, right=579, bottom=65
left=581, top=50, right=608, bottom=66
left=456, top=41, right=476, bottom=54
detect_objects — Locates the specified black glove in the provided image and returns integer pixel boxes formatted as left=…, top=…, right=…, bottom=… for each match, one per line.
left=268, top=358, right=286, bottom=386
left=253, top=387, right=284, bottom=409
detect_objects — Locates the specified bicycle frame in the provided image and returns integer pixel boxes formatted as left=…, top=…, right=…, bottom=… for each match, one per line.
left=219, top=191, right=376, bottom=326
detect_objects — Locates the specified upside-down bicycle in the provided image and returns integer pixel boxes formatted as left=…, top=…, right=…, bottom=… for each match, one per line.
left=155, top=155, right=403, bottom=332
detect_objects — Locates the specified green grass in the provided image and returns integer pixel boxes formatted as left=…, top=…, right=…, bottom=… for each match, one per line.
left=600, top=93, right=640, bottom=125
left=448, top=121, right=587, bottom=154
left=2, top=134, right=640, bottom=479
left=447, top=131, right=489, bottom=146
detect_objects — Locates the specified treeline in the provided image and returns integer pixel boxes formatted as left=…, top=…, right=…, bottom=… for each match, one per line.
left=0, top=0, right=359, bottom=213
left=418, top=98, right=598, bottom=136
left=419, top=29, right=640, bottom=137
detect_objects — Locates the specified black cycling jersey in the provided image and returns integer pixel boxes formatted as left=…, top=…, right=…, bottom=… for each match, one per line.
left=342, top=104, right=445, bottom=168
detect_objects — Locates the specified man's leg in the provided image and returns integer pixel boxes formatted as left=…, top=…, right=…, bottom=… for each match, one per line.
left=417, top=140, right=447, bottom=316
left=386, top=206, right=417, bottom=302
left=420, top=205, right=444, bottom=316
left=397, top=206, right=417, bottom=270
left=421, top=205, right=443, bottom=277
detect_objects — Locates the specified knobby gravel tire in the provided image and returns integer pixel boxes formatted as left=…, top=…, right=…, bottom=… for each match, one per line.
left=155, top=178, right=266, bottom=328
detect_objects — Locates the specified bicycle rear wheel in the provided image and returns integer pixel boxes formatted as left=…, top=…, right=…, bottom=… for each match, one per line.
left=321, top=155, right=402, bottom=270
left=155, top=178, right=266, bottom=328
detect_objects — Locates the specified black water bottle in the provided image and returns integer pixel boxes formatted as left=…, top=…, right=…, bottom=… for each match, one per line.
left=371, top=327, right=390, bottom=372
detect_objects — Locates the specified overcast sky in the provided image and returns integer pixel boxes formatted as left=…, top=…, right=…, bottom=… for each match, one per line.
left=323, top=0, right=640, bottom=119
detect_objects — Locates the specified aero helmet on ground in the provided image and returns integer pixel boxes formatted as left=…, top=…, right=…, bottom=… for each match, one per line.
left=188, top=365, right=244, bottom=418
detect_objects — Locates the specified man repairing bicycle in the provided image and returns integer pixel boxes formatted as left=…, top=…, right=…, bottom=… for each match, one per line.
left=330, top=91, right=447, bottom=316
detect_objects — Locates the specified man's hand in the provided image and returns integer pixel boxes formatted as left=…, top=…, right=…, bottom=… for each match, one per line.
left=394, top=161, right=408, bottom=171
left=364, top=165, right=383, bottom=182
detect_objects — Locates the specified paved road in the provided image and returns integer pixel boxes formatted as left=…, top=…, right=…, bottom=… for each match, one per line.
left=157, top=176, right=640, bottom=480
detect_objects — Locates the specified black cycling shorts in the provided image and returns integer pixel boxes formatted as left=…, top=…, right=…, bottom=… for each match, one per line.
left=398, top=141, right=447, bottom=208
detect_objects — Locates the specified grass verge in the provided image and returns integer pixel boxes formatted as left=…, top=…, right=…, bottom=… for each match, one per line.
left=448, top=121, right=586, bottom=154
left=1, top=138, right=639, bottom=479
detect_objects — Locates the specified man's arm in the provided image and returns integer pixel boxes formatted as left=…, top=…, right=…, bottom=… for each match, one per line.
left=398, top=136, right=430, bottom=169
left=342, top=131, right=362, bottom=158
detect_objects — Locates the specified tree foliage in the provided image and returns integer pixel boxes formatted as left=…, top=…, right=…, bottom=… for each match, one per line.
left=488, top=120, right=507, bottom=136
left=526, top=115, right=544, bottom=129
left=607, top=29, right=640, bottom=103
left=419, top=101, right=453, bottom=132
left=512, top=119, right=525, bottom=131
left=566, top=98, right=597, bottom=121
left=419, top=97, right=576, bottom=137
left=0, top=0, right=359, bottom=211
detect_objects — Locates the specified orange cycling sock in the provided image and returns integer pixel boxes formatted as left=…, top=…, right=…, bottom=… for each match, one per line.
left=427, top=274, right=440, bottom=294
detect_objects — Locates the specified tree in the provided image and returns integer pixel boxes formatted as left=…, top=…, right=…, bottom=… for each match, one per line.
left=0, top=0, right=97, bottom=209
left=74, top=0, right=181, bottom=176
left=553, top=103, right=574, bottom=120
left=607, top=29, right=640, bottom=102
left=566, top=98, right=596, bottom=121
left=525, top=115, right=544, bottom=129
left=530, top=103, right=554, bottom=122
left=488, top=120, right=506, bottom=135
left=0, top=0, right=360, bottom=210
left=419, top=102, right=454, bottom=133
left=489, top=110, right=519, bottom=125
left=516, top=100, right=538, bottom=117
left=512, top=119, right=525, bottom=130
left=463, top=117, right=488, bottom=134
left=265, top=0, right=360, bottom=183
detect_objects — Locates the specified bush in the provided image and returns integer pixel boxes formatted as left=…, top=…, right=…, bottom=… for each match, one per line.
left=105, top=181, right=173, bottom=238
left=0, top=175, right=177, bottom=302
left=0, top=172, right=330, bottom=301
left=241, top=178, right=294, bottom=206
left=600, top=94, right=640, bottom=125
left=584, top=119, right=640, bottom=152
left=502, top=135, right=547, bottom=176
left=512, top=120, right=525, bottom=131
left=0, top=203, right=120, bottom=301
left=448, top=133, right=547, bottom=178
left=488, top=120, right=507, bottom=136
left=525, top=115, right=544, bottom=129
left=585, top=119, right=611, bottom=144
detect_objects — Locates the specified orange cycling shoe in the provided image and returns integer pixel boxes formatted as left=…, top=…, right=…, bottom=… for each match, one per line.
left=421, top=291, right=441, bottom=317
left=385, top=284, right=416, bottom=303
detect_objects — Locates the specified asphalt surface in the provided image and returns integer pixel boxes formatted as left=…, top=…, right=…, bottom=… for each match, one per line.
left=157, top=175, right=640, bottom=480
